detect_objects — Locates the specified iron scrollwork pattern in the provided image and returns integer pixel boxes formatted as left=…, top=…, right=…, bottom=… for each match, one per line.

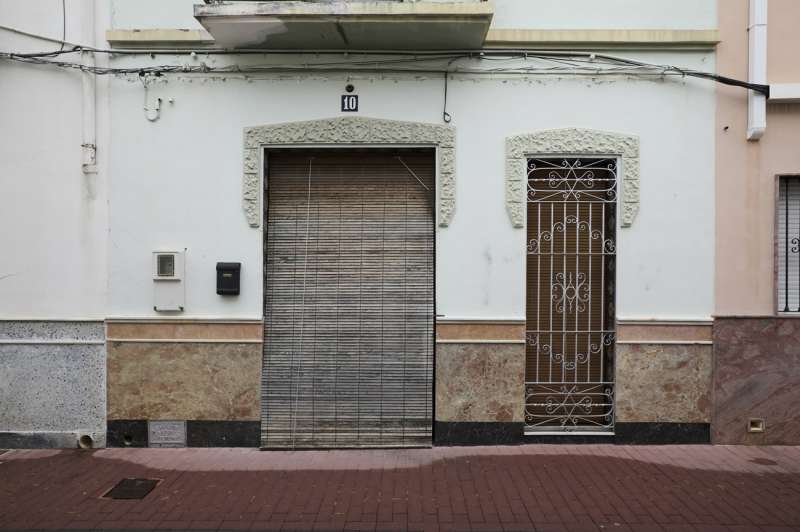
left=780, top=177, right=800, bottom=313
left=525, top=158, right=617, bottom=433
left=525, top=383, right=614, bottom=430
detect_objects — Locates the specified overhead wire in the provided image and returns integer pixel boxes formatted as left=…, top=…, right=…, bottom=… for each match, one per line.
left=0, top=23, right=770, bottom=96
left=59, top=0, right=66, bottom=52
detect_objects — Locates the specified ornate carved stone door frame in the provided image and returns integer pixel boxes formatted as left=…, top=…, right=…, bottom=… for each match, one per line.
left=242, top=116, right=456, bottom=228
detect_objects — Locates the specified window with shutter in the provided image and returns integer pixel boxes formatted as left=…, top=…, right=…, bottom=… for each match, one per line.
left=778, top=176, right=800, bottom=314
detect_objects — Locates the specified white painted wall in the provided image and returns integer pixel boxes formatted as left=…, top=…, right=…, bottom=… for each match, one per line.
left=107, top=51, right=715, bottom=321
left=492, top=0, right=717, bottom=30
left=110, top=0, right=203, bottom=30
left=441, top=59, right=716, bottom=321
left=106, top=0, right=717, bottom=32
left=1, top=0, right=717, bottom=322
left=0, top=0, right=108, bottom=319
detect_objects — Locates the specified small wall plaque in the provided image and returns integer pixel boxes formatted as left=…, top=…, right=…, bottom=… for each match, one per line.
left=148, top=420, right=187, bottom=447
left=341, top=94, right=358, bottom=112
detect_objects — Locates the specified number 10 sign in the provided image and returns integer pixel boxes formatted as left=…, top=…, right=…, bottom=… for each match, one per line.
left=341, top=94, right=359, bottom=112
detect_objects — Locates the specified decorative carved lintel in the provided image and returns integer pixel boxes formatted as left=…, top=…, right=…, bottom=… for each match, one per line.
left=505, top=128, right=640, bottom=228
left=243, top=116, right=456, bottom=228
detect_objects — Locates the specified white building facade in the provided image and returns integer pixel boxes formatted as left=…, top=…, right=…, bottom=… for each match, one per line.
left=0, top=0, right=723, bottom=448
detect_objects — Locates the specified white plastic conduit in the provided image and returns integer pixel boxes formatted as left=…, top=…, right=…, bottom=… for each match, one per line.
left=81, top=0, right=97, bottom=174
left=747, top=0, right=767, bottom=141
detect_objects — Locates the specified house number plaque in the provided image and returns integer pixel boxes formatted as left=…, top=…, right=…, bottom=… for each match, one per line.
left=341, top=94, right=359, bottom=112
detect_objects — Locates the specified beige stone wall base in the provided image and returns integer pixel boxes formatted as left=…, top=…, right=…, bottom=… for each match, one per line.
left=106, top=320, right=262, bottom=342
left=616, top=321, right=712, bottom=344
left=436, top=320, right=524, bottom=343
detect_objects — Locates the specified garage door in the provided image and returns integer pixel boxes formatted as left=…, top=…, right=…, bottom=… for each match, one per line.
left=261, top=149, right=435, bottom=448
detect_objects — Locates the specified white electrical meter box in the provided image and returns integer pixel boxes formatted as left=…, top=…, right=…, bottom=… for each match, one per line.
left=153, top=251, right=185, bottom=312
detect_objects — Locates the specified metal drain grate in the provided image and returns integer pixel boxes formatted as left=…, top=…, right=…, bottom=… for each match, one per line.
left=103, top=478, right=160, bottom=499
left=750, top=458, right=779, bottom=466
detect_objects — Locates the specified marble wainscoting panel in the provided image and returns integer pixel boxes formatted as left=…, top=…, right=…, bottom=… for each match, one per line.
left=107, top=341, right=261, bottom=421
left=713, top=318, right=800, bottom=445
left=435, top=343, right=525, bottom=422
left=615, top=343, right=712, bottom=423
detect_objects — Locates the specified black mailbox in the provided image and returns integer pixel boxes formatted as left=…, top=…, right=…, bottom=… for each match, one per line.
left=216, top=262, right=241, bottom=295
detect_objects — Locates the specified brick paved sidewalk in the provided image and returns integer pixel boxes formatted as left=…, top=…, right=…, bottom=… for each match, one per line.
left=1, top=445, right=799, bottom=532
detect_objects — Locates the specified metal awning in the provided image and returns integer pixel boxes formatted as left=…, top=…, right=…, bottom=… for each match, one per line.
left=193, top=1, right=494, bottom=50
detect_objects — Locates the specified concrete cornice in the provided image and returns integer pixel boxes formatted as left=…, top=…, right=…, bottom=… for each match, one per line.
left=485, top=29, right=720, bottom=49
left=106, top=27, right=719, bottom=50
left=106, top=29, right=215, bottom=46
left=194, top=1, right=495, bottom=18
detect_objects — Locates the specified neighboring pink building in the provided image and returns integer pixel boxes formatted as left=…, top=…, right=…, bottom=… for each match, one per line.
left=714, top=0, right=800, bottom=444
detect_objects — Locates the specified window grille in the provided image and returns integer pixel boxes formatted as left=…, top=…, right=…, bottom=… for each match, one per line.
left=778, top=176, right=800, bottom=313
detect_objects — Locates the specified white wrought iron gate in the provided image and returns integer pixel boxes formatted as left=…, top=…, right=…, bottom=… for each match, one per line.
left=524, top=158, right=616, bottom=433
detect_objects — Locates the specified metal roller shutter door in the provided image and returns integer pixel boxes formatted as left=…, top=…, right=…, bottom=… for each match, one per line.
left=261, top=149, right=435, bottom=448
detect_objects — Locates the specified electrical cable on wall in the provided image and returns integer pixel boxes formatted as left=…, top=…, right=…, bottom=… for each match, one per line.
left=59, top=0, right=66, bottom=52
left=441, top=56, right=460, bottom=123
left=442, top=72, right=451, bottom=124
left=0, top=24, right=770, bottom=97
left=141, top=75, right=163, bottom=122
left=0, top=48, right=770, bottom=97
